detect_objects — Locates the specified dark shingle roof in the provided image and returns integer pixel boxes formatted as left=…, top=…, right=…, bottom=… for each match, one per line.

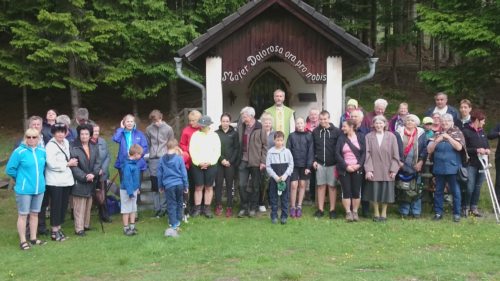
left=178, top=0, right=374, bottom=61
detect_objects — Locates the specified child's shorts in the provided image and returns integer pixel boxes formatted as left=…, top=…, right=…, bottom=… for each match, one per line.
left=120, top=189, right=138, bottom=214
left=291, top=167, right=311, bottom=181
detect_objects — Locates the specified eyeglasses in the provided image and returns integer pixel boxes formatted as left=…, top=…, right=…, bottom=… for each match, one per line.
left=53, top=123, right=67, bottom=129
left=26, top=136, right=38, bottom=139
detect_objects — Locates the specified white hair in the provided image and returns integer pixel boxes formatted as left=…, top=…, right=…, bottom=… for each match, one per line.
left=240, top=106, right=255, bottom=118
left=374, top=99, right=388, bottom=109
left=404, top=114, right=420, bottom=126
left=56, top=115, right=71, bottom=126
left=440, top=113, right=454, bottom=122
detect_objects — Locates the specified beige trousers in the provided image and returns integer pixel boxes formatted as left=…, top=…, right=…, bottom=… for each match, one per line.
left=73, top=196, right=93, bottom=232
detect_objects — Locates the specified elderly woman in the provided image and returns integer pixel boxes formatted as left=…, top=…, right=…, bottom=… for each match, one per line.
left=389, top=102, right=409, bottom=133
left=462, top=110, right=490, bottom=217
left=45, top=123, right=78, bottom=241
left=90, top=124, right=112, bottom=222
left=56, top=115, right=76, bottom=143
left=189, top=115, right=221, bottom=218
left=335, top=119, right=365, bottom=222
left=361, top=98, right=388, bottom=130
left=214, top=113, right=240, bottom=217
left=364, top=116, right=401, bottom=222
left=456, top=99, right=472, bottom=130
left=427, top=113, right=464, bottom=222
left=395, top=114, right=427, bottom=219
left=258, top=112, right=276, bottom=212
left=6, top=128, right=47, bottom=250
left=70, top=124, right=101, bottom=236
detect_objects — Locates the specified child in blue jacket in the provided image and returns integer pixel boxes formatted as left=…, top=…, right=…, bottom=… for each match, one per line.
left=158, top=139, right=188, bottom=238
left=120, top=144, right=143, bottom=236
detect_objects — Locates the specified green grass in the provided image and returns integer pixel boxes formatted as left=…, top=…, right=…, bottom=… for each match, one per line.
left=1, top=188, right=500, bottom=281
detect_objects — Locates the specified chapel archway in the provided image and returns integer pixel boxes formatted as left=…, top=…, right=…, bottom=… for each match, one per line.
left=249, top=67, right=290, bottom=119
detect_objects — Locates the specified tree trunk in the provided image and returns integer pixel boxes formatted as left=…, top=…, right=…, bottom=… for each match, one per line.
left=434, top=38, right=440, bottom=70
left=68, top=56, right=81, bottom=119
left=416, top=30, right=423, bottom=71
left=132, top=98, right=139, bottom=119
left=22, top=86, right=28, bottom=130
left=370, top=0, right=377, bottom=50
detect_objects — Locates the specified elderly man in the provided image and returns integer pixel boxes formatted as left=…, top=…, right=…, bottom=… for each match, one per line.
left=424, top=92, right=459, bottom=123
left=350, top=109, right=370, bottom=136
left=264, top=89, right=295, bottom=142
left=237, top=107, right=268, bottom=218
left=361, top=98, right=388, bottom=130
left=305, top=108, right=320, bottom=133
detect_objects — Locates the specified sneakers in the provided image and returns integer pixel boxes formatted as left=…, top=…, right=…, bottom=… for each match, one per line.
left=258, top=205, right=267, bottom=212
left=215, top=204, right=223, bottom=216
left=453, top=215, right=461, bottom=222
left=164, top=227, right=179, bottom=238
left=124, top=228, right=136, bottom=236
left=296, top=207, right=302, bottom=218
left=290, top=207, right=296, bottom=218
left=237, top=209, right=247, bottom=218
left=280, top=217, right=287, bottom=225
left=271, top=218, right=278, bottom=224
left=225, top=207, right=233, bottom=218
left=329, top=210, right=337, bottom=219
left=248, top=210, right=256, bottom=217
left=432, top=214, right=443, bottom=221
left=314, top=210, right=324, bottom=218
left=352, top=212, right=359, bottom=222
left=152, top=210, right=161, bottom=218
left=470, top=208, right=482, bottom=217
left=191, top=205, right=201, bottom=217
left=203, top=205, right=213, bottom=218
left=345, top=211, right=353, bottom=222
left=461, top=208, right=469, bottom=218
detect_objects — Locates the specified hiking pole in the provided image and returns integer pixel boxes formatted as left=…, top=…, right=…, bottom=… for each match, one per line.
left=478, top=155, right=500, bottom=223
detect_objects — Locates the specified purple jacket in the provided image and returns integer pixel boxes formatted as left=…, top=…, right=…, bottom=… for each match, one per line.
left=113, top=127, right=148, bottom=171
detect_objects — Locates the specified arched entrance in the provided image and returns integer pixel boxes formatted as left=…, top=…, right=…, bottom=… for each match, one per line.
left=249, top=67, right=290, bottom=119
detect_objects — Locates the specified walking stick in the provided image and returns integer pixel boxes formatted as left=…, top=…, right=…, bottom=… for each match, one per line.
left=478, top=155, right=500, bottom=224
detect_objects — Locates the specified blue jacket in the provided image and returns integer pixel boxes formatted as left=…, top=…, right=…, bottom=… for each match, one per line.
left=6, top=143, right=46, bottom=195
left=113, top=127, right=148, bottom=171
left=121, top=159, right=140, bottom=196
left=157, top=153, right=188, bottom=190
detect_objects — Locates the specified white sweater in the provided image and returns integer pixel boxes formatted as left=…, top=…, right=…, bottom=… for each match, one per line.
left=45, top=139, right=75, bottom=187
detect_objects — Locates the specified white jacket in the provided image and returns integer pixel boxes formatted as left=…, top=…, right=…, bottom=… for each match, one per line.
left=45, top=138, right=75, bottom=187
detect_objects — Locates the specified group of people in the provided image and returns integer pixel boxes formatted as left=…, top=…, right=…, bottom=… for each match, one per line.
left=6, top=89, right=500, bottom=249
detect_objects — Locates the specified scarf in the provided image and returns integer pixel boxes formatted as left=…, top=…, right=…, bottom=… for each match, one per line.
left=403, top=128, right=417, bottom=157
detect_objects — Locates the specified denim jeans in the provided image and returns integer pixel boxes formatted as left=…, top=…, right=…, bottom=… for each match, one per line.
left=464, top=166, right=486, bottom=209
left=434, top=174, right=461, bottom=216
left=268, top=178, right=290, bottom=220
left=399, top=198, right=422, bottom=216
left=165, top=185, right=184, bottom=228
left=238, top=161, right=261, bottom=211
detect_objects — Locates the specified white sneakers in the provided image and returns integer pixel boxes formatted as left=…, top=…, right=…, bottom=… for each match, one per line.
left=259, top=205, right=267, bottom=212
left=164, top=228, right=179, bottom=238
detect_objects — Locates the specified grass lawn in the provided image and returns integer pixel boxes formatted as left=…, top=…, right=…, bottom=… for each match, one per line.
left=1, top=187, right=499, bottom=281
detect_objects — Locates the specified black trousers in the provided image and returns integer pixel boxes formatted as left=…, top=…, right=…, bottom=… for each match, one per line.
left=47, top=185, right=71, bottom=227
left=215, top=164, right=235, bottom=207
left=37, top=191, right=50, bottom=231
left=238, top=161, right=261, bottom=211
left=496, top=156, right=500, bottom=205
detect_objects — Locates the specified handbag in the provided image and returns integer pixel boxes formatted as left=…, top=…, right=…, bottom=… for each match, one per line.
left=457, top=146, right=470, bottom=183
left=94, top=180, right=106, bottom=205
left=457, top=166, right=468, bottom=183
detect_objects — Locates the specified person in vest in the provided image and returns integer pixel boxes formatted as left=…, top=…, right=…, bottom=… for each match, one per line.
left=427, top=113, right=464, bottom=222
left=264, top=89, right=295, bottom=142
left=395, top=114, right=428, bottom=219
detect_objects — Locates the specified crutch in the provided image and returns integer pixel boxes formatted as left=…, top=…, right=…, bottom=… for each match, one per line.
left=478, top=155, right=500, bottom=223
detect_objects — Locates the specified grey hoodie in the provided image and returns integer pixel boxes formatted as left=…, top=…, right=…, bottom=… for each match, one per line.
left=146, top=121, right=174, bottom=159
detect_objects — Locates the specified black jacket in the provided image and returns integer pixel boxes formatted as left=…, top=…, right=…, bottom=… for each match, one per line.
left=463, top=124, right=489, bottom=168
left=70, top=141, right=101, bottom=197
left=487, top=123, right=500, bottom=158
left=335, top=132, right=366, bottom=175
left=215, top=125, right=240, bottom=166
left=287, top=131, right=314, bottom=169
left=312, top=123, right=341, bottom=166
